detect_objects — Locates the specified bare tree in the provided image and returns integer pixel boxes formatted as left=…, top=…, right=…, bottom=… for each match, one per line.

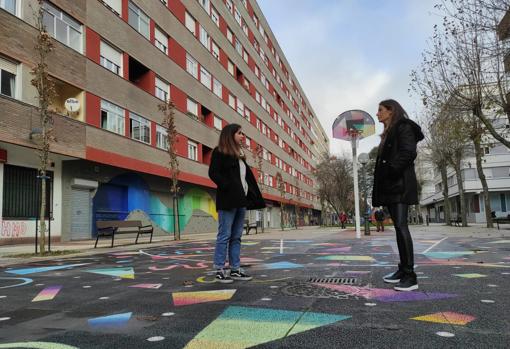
left=31, top=1, right=55, bottom=255
left=275, top=172, right=286, bottom=230
left=158, top=100, right=180, bottom=240
left=315, top=154, right=354, bottom=224
left=251, top=144, right=264, bottom=231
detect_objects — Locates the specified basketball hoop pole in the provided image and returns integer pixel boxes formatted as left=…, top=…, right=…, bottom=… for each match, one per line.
left=351, top=133, right=361, bottom=239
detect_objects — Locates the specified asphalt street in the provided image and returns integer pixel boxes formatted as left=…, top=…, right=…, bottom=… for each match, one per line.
left=0, top=226, right=509, bottom=348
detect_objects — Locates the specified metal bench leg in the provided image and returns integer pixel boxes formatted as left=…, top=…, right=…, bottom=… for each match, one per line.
left=135, top=232, right=140, bottom=244
left=111, top=233, right=115, bottom=248
left=95, top=235, right=100, bottom=248
left=149, top=229, right=153, bottom=243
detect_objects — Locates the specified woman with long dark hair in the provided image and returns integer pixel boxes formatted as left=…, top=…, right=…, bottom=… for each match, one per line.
left=208, top=123, right=265, bottom=283
left=372, top=99, right=424, bottom=291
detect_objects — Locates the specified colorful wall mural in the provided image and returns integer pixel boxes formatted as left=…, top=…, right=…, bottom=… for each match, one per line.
left=92, top=173, right=217, bottom=235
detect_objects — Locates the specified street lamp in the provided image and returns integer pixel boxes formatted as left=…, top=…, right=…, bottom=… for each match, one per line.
left=358, top=153, right=370, bottom=236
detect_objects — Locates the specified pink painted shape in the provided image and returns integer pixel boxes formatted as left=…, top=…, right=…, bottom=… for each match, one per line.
left=32, top=285, right=62, bottom=302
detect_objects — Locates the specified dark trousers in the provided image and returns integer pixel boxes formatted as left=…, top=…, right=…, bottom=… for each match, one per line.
left=387, top=203, right=415, bottom=274
left=376, top=221, right=384, bottom=231
left=340, top=221, right=346, bottom=228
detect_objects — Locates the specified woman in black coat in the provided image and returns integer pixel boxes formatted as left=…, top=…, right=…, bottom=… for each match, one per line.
left=372, top=99, right=424, bottom=291
left=208, top=123, right=265, bottom=283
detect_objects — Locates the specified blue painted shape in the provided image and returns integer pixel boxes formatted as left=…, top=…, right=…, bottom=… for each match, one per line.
left=263, top=262, right=303, bottom=270
left=88, top=312, right=132, bottom=328
left=424, top=251, right=475, bottom=259
left=5, top=264, right=89, bottom=275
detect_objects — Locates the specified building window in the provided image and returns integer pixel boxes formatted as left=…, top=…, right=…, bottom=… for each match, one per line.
left=225, top=0, right=233, bottom=13
left=100, top=41, right=122, bottom=76
left=185, top=11, right=196, bottom=35
left=155, top=77, right=170, bottom=101
left=102, top=0, right=121, bottom=15
left=245, top=136, right=250, bottom=147
left=130, top=113, right=151, bottom=144
left=234, top=7, right=241, bottom=25
left=101, top=99, right=125, bottom=135
left=213, top=78, right=222, bottom=98
left=186, top=53, right=198, bottom=78
left=211, top=41, right=220, bottom=60
left=228, top=94, right=236, bottom=109
left=0, top=0, right=16, bottom=15
left=199, top=25, right=210, bottom=49
left=188, top=140, right=198, bottom=161
left=213, top=115, right=222, bottom=130
left=0, top=56, right=17, bottom=98
left=199, top=0, right=210, bottom=14
left=210, top=6, right=219, bottom=26
left=42, top=1, right=82, bottom=52
left=186, top=98, right=198, bottom=118
left=200, top=66, right=211, bottom=89
left=2, top=165, right=53, bottom=219
left=226, top=28, right=234, bottom=44
left=154, top=26, right=168, bottom=54
left=156, top=125, right=168, bottom=150
left=237, top=99, right=244, bottom=116
left=227, top=60, right=235, bottom=76
left=128, top=1, right=150, bottom=39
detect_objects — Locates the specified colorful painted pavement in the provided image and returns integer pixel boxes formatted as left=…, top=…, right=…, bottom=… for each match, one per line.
left=0, top=232, right=509, bottom=348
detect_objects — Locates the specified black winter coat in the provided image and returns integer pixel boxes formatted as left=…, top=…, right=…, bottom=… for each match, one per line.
left=372, top=118, right=424, bottom=207
left=208, top=147, right=266, bottom=211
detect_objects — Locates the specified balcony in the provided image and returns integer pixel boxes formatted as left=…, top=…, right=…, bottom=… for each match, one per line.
left=51, top=78, right=85, bottom=121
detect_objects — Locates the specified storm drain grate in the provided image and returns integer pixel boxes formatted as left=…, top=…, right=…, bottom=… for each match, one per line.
left=307, top=277, right=357, bottom=285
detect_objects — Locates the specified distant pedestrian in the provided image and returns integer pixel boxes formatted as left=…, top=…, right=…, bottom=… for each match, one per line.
left=208, top=124, right=265, bottom=283
left=340, top=211, right=348, bottom=229
left=374, top=208, right=385, bottom=232
left=372, top=99, right=424, bottom=292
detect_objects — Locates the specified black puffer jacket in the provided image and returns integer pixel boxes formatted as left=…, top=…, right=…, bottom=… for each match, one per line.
left=372, top=118, right=424, bottom=206
left=208, top=147, right=266, bottom=211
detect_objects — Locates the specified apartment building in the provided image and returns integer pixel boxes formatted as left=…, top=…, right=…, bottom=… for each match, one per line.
left=0, top=0, right=329, bottom=244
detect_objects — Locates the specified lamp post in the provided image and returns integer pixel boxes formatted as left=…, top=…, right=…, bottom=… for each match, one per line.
left=358, top=153, right=370, bottom=236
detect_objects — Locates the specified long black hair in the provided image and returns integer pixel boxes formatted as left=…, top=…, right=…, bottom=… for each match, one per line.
left=218, top=123, right=244, bottom=159
left=379, top=99, right=409, bottom=142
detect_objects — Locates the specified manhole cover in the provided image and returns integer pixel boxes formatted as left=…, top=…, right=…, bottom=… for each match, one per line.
left=307, top=277, right=357, bottom=285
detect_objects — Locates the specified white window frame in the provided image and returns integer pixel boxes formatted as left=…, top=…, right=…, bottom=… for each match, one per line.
left=155, top=76, right=170, bottom=101
left=188, top=140, right=198, bottom=161
left=100, top=41, right=123, bottom=76
left=213, top=78, right=222, bottom=98
left=228, top=94, right=236, bottom=109
left=154, top=26, right=168, bottom=54
left=186, top=98, right=198, bottom=117
left=200, top=66, right=211, bottom=89
left=42, top=1, right=82, bottom=52
left=100, top=99, right=125, bottom=135
left=186, top=53, right=198, bottom=78
left=128, top=1, right=150, bottom=39
left=199, top=0, right=210, bottom=14
left=213, top=115, right=222, bottom=130
left=227, top=60, right=235, bottom=76
left=210, top=6, right=219, bottom=27
left=211, top=41, right=220, bottom=60
left=236, top=99, right=244, bottom=115
left=199, top=25, right=210, bottom=49
left=130, top=112, right=151, bottom=144
left=185, top=11, right=196, bottom=35
left=226, top=28, right=234, bottom=44
left=156, top=125, right=168, bottom=150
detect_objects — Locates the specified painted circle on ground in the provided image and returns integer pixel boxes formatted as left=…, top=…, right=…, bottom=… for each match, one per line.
left=147, top=336, right=165, bottom=342
left=0, top=277, right=33, bottom=289
left=436, top=331, right=455, bottom=338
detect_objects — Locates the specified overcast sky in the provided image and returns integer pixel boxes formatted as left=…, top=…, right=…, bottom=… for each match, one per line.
left=257, top=0, right=440, bottom=155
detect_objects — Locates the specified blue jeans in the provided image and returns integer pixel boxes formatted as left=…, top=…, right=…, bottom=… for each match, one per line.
left=213, top=208, right=246, bottom=270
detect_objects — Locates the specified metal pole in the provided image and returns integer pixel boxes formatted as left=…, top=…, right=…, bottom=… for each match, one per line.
left=363, top=164, right=370, bottom=236
left=352, top=138, right=361, bottom=239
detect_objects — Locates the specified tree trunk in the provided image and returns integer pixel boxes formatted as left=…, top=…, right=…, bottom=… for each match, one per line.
left=280, top=203, right=284, bottom=231
left=472, top=136, right=492, bottom=227
left=39, top=173, right=46, bottom=254
left=172, top=194, right=180, bottom=240
left=440, top=165, right=451, bottom=225
left=453, top=161, right=468, bottom=227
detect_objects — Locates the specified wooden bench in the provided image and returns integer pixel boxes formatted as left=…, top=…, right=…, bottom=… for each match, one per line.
left=494, top=217, right=510, bottom=230
left=95, top=220, right=154, bottom=248
left=244, top=221, right=258, bottom=235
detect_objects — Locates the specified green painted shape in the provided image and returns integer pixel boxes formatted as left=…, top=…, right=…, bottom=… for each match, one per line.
left=85, top=267, right=134, bottom=278
left=184, top=306, right=350, bottom=349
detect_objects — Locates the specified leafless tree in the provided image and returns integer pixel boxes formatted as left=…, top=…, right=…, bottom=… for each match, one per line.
left=31, top=1, right=56, bottom=254
left=275, top=172, right=286, bottom=230
left=158, top=100, right=180, bottom=240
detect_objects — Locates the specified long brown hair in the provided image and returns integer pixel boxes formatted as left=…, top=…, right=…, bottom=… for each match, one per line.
left=379, top=99, right=409, bottom=142
left=218, top=123, right=244, bottom=159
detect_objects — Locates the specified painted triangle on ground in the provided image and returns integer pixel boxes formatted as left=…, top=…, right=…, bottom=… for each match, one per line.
left=411, top=311, right=475, bottom=325
left=172, top=289, right=236, bottom=306
left=5, top=263, right=90, bottom=275
left=183, top=306, right=350, bottom=349
left=85, top=267, right=134, bottom=279
left=88, top=312, right=132, bottom=327
left=32, top=286, right=62, bottom=302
